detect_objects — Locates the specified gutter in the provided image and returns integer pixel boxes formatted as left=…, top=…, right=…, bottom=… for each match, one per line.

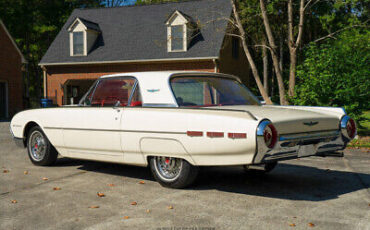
left=39, top=56, right=219, bottom=66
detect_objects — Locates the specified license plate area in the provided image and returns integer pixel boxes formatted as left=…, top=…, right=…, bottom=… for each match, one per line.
left=298, top=144, right=317, bottom=157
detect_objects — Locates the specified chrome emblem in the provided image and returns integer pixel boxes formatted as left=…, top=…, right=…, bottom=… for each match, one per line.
left=147, top=89, right=160, bottom=93
left=303, top=121, right=319, bottom=126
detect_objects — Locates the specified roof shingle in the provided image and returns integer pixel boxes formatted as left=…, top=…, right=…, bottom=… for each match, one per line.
left=40, top=0, right=232, bottom=65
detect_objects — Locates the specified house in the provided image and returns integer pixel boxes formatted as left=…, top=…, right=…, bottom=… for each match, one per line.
left=0, top=19, right=27, bottom=119
left=39, top=0, right=250, bottom=105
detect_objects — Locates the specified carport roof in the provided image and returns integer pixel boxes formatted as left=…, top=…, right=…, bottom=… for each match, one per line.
left=39, top=0, right=232, bottom=66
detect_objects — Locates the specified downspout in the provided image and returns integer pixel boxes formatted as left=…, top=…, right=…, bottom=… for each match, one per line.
left=41, top=65, right=47, bottom=98
left=213, top=58, right=219, bottom=73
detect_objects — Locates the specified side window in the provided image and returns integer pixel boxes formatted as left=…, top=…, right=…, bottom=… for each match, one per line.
left=129, top=84, right=142, bottom=107
left=91, top=78, right=136, bottom=107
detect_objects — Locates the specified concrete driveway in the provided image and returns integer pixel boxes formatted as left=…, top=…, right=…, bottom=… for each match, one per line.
left=0, top=121, right=369, bottom=230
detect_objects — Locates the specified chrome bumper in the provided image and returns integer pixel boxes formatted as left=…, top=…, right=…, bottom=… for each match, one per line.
left=10, top=123, right=25, bottom=148
left=253, top=130, right=346, bottom=164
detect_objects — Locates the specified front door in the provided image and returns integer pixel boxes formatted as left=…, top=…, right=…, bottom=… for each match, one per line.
left=62, top=77, right=136, bottom=163
left=0, top=82, right=7, bottom=119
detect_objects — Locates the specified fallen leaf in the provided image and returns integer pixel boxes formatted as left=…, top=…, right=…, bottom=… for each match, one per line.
left=24, top=171, right=28, bottom=175
left=146, top=209, right=150, bottom=213
left=89, top=205, right=100, bottom=209
left=289, top=223, right=296, bottom=227
left=11, top=200, right=17, bottom=204
left=308, top=223, right=315, bottom=227
left=138, top=181, right=145, bottom=184
left=53, top=187, right=61, bottom=191
left=97, top=192, right=105, bottom=197
left=3, top=169, right=9, bottom=173
left=131, top=201, right=137, bottom=205
left=123, top=216, right=130, bottom=219
left=167, top=205, right=173, bottom=210
left=107, top=184, right=115, bottom=187
left=42, top=177, right=48, bottom=181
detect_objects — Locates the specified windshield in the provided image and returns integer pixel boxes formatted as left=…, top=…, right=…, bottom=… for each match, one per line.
left=170, top=76, right=261, bottom=107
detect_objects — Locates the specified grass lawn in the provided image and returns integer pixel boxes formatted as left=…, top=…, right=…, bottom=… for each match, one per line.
left=348, top=110, right=370, bottom=148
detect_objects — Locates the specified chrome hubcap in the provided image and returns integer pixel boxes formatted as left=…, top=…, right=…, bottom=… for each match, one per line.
left=155, top=157, right=182, bottom=182
left=28, top=131, right=46, bottom=161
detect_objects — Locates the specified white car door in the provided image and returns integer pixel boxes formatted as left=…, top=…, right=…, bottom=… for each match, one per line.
left=62, top=77, right=136, bottom=163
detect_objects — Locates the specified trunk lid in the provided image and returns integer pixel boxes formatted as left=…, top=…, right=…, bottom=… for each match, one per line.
left=207, top=105, right=340, bottom=134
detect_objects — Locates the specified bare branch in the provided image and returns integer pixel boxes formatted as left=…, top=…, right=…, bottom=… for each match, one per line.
left=287, top=0, right=294, bottom=49
left=254, top=44, right=273, bottom=52
left=225, top=33, right=243, bottom=39
left=304, top=0, right=321, bottom=11
left=295, top=0, right=305, bottom=46
left=313, top=23, right=369, bottom=43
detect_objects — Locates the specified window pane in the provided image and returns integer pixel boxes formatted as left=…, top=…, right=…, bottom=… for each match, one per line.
left=171, top=25, right=184, bottom=51
left=171, top=77, right=261, bottom=107
left=73, top=32, right=84, bottom=55
left=130, top=85, right=142, bottom=107
left=91, top=78, right=136, bottom=107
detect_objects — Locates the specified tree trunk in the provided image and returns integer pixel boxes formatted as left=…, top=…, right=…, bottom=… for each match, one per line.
left=288, top=48, right=297, bottom=97
left=231, top=0, right=272, bottom=105
left=259, top=0, right=287, bottom=105
left=287, top=0, right=305, bottom=97
left=279, top=37, right=283, bottom=72
left=262, top=43, right=268, bottom=95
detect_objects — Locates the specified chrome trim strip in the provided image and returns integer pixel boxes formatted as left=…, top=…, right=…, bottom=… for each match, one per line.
left=142, top=103, right=178, bottom=107
left=257, top=120, right=271, bottom=136
left=279, top=130, right=340, bottom=141
left=44, top=127, right=186, bottom=135
left=127, top=80, right=138, bottom=106
left=9, top=123, right=14, bottom=138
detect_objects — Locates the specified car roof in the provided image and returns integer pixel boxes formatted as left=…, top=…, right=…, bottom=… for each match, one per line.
left=98, top=71, right=240, bottom=107
left=99, top=71, right=239, bottom=80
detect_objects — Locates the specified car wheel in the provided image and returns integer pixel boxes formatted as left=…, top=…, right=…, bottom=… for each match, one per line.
left=27, top=126, right=58, bottom=166
left=149, top=156, right=199, bottom=189
left=243, top=162, right=277, bottom=174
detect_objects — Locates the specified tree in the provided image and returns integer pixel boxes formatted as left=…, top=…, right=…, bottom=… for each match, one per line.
left=0, top=0, right=102, bottom=103
left=230, top=0, right=273, bottom=104
left=292, top=29, right=370, bottom=121
left=232, top=0, right=368, bottom=105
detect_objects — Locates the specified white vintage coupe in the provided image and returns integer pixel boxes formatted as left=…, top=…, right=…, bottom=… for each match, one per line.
left=10, top=71, right=356, bottom=188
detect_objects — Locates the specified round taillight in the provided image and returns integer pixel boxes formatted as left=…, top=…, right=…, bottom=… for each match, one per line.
left=340, top=115, right=356, bottom=140
left=346, top=118, right=356, bottom=139
left=257, top=120, right=278, bottom=149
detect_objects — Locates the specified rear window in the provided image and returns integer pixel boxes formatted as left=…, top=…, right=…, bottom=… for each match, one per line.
left=170, top=76, right=260, bottom=107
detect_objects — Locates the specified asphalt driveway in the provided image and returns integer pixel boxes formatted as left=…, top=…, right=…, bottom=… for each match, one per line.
left=0, top=121, right=369, bottom=230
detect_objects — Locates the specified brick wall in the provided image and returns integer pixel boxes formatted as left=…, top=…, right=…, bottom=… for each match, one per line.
left=46, top=60, right=216, bottom=105
left=0, top=23, right=23, bottom=118
left=218, top=35, right=251, bottom=86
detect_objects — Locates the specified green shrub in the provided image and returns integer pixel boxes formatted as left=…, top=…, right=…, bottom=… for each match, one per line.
left=291, top=29, right=370, bottom=122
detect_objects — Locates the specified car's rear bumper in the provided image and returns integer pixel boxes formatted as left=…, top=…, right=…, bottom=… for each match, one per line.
left=253, top=130, right=346, bottom=164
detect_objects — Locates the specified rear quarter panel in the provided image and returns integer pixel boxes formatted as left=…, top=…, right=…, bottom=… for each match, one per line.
left=121, top=108, right=259, bottom=166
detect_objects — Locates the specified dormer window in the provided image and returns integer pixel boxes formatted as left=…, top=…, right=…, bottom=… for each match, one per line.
left=166, top=10, right=195, bottom=52
left=68, top=17, right=100, bottom=56
left=171, top=25, right=185, bottom=51
left=73, top=32, right=84, bottom=55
